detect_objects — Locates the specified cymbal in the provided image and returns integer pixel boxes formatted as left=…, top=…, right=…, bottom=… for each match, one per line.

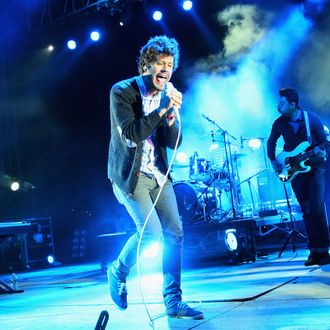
left=172, top=163, right=190, bottom=168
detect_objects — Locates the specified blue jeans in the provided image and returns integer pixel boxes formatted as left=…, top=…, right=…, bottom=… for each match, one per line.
left=112, top=175, right=184, bottom=309
left=291, top=167, right=329, bottom=252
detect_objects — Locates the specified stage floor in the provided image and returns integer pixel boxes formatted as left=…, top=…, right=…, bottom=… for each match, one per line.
left=1, top=249, right=330, bottom=330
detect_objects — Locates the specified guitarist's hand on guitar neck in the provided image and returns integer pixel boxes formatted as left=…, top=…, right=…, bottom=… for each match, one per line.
left=313, top=146, right=327, bottom=160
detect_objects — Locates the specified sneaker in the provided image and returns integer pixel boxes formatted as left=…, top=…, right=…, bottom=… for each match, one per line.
left=107, top=266, right=127, bottom=310
left=166, top=302, right=204, bottom=320
left=304, top=252, right=330, bottom=266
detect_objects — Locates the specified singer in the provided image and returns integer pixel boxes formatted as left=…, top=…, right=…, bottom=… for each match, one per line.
left=107, top=35, right=203, bottom=319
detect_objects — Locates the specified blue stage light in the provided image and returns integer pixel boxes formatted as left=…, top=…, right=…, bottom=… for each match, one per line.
left=90, top=31, right=100, bottom=42
left=67, top=40, right=77, bottom=50
left=183, top=1, right=193, bottom=11
left=225, top=229, right=238, bottom=252
left=47, top=255, right=55, bottom=264
left=153, top=10, right=163, bottom=21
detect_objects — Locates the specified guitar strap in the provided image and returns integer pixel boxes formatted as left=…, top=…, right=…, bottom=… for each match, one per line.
left=303, top=111, right=312, bottom=145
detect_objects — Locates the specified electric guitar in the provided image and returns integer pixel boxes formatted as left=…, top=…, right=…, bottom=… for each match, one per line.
left=275, top=140, right=329, bottom=183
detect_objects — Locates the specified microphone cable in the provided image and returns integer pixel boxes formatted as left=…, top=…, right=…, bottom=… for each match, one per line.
left=136, top=106, right=181, bottom=329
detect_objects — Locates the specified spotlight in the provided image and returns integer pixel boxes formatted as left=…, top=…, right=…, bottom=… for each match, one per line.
left=142, top=242, right=161, bottom=259
left=67, top=40, right=77, bottom=50
left=33, top=232, right=44, bottom=244
left=222, top=227, right=256, bottom=264
left=72, top=230, right=87, bottom=259
left=225, top=229, right=238, bottom=252
left=90, top=31, right=100, bottom=42
left=182, top=1, right=193, bottom=11
left=47, top=255, right=55, bottom=264
left=47, top=45, right=54, bottom=52
left=152, top=10, right=163, bottom=21
left=247, top=138, right=261, bottom=150
left=176, top=151, right=188, bottom=163
left=119, top=21, right=124, bottom=26
left=10, top=181, right=20, bottom=191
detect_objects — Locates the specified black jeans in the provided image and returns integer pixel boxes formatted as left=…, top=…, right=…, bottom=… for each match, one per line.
left=291, top=167, right=329, bottom=251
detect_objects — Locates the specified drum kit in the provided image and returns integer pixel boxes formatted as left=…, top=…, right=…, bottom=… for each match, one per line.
left=173, top=150, right=242, bottom=224
left=172, top=115, right=271, bottom=225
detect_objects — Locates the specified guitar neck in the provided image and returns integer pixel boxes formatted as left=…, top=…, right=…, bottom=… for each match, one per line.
left=294, top=141, right=328, bottom=163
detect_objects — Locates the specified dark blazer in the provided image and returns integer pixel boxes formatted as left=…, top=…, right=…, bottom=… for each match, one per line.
left=107, top=77, right=182, bottom=194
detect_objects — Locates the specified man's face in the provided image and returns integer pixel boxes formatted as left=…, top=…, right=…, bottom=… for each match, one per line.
left=142, top=54, right=174, bottom=94
left=277, top=96, right=295, bottom=117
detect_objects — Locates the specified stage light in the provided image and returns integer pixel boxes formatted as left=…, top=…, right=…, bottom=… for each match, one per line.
left=225, top=229, right=238, bottom=252
left=72, top=230, right=87, bottom=259
left=142, top=241, right=161, bottom=259
left=67, top=40, right=77, bottom=50
left=176, top=151, right=188, bottom=163
left=247, top=138, right=261, bottom=150
left=182, top=1, right=193, bottom=11
left=47, top=45, right=54, bottom=52
left=47, top=255, right=55, bottom=264
left=153, top=10, right=163, bottom=21
left=10, top=181, right=20, bottom=191
left=119, top=21, right=124, bottom=26
left=223, top=227, right=256, bottom=264
left=90, top=31, right=100, bottom=42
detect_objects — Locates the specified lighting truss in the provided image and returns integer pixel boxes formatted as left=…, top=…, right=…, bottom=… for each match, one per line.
left=31, top=0, right=143, bottom=27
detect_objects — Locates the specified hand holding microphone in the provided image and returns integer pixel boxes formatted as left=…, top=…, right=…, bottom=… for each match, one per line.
left=159, top=82, right=182, bottom=125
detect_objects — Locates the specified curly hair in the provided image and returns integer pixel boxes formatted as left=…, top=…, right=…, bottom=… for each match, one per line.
left=138, top=35, right=180, bottom=74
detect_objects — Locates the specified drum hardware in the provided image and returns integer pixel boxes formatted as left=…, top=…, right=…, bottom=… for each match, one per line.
left=240, top=136, right=275, bottom=207
left=209, top=187, right=232, bottom=222
left=238, top=169, right=266, bottom=217
left=172, top=163, right=190, bottom=169
left=201, top=113, right=242, bottom=219
left=232, top=153, right=247, bottom=159
left=173, top=180, right=223, bottom=224
left=189, top=151, right=212, bottom=183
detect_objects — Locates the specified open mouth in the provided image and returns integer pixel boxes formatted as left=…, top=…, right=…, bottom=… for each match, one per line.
left=155, top=74, right=167, bottom=85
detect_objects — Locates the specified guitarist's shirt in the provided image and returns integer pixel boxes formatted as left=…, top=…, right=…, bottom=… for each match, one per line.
left=267, top=110, right=329, bottom=168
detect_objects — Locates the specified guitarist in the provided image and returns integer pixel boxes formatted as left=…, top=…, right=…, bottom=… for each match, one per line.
left=267, top=87, right=330, bottom=266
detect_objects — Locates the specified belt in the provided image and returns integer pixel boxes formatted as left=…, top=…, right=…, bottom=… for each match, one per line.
left=138, top=172, right=154, bottom=179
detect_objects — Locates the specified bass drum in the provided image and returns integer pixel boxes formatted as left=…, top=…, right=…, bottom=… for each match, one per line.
left=173, top=181, right=217, bottom=224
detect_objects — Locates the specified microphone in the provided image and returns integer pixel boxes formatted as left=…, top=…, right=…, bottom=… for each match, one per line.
left=201, top=113, right=211, bottom=122
left=211, top=130, right=214, bottom=143
left=240, top=136, right=244, bottom=149
left=166, top=82, right=181, bottom=123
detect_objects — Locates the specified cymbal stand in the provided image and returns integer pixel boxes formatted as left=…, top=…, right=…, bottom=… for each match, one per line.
left=241, top=136, right=275, bottom=208
left=260, top=137, right=275, bottom=208
left=239, top=169, right=266, bottom=216
left=201, top=114, right=240, bottom=219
